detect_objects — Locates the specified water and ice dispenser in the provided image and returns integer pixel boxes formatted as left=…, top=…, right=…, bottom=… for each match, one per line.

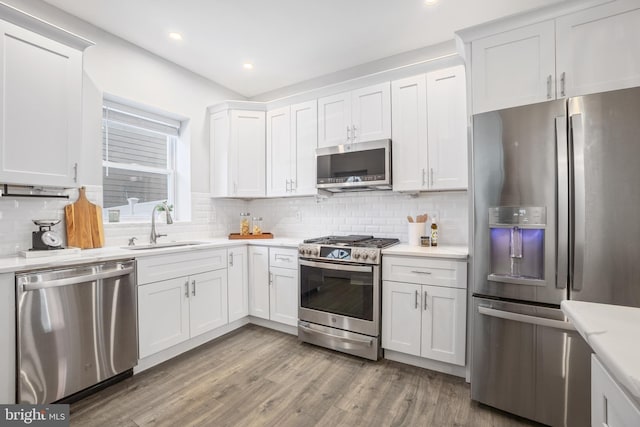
left=488, top=207, right=546, bottom=285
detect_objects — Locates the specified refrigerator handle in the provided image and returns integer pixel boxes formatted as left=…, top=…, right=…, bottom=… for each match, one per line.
left=478, top=306, right=576, bottom=332
left=556, top=116, right=569, bottom=290
left=569, top=113, right=585, bottom=292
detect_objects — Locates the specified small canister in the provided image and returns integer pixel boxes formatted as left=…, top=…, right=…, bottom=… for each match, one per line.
left=252, top=217, right=263, bottom=235
left=421, top=236, right=431, bottom=247
left=240, top=213, right=251, bottom=236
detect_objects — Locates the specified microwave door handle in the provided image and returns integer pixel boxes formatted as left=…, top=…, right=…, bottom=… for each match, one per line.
left=570, top=113, right=585, bottom=292
left=299, top=259, right=372, bottom=273
left=556, top=116, right=569, bottom=290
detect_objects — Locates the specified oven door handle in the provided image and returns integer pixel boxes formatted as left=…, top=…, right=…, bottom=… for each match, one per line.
left=299, top=324, right=373, bottom=347
left=299, top=259, right=373, bottom=273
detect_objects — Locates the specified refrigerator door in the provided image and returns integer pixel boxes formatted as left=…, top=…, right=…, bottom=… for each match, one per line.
left=473, top=100, right=568, bottom=304
left=471, top=297, right=591, bottom=427
left=568, top=87, right=640, bottom=307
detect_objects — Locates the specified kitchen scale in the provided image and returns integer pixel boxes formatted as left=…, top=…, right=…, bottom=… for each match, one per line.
left=31, top=219, right=63, bottom=250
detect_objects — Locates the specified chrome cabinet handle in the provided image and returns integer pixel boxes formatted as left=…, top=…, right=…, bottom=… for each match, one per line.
left=184, top=280, right=189, bottom=298
left=411, top=270, right=432, bottom=275
left=560, top=72, right=566, bottom=97
left=269, top=272, right=273, bottom=285
left=430, top=168, right=434, bottom=186
left=424, top=291, right=428, bottom=311
left=229, top=252, right=234, bottom=267
left=414, top=290, right=419, bottom=309
left=233, top=182, right=237, bottom=195
left=286, top=179, right=291, bottom=192
left=73, top=163, right=78, bottom=182
left=291, top=179, right=296, bottom=191
left=546, top=75, right=552, bottom=99
left=422, top=168, right=426, bottom=186
left=352, top=125, right=357, bottom=142
left=346, top=126, right=351, bottom=142
left=192, top=279, right=196, bottom=296
left=275, top=254, right=292, bottom=262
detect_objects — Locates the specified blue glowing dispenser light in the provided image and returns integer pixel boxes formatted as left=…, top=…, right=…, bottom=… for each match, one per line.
left=488, top=207, right=546, bottom=285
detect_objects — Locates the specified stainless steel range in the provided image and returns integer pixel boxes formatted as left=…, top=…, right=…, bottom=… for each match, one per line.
left=298, top=235, right=399, bottom=360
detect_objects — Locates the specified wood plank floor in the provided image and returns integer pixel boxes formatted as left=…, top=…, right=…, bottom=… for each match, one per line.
left=70, top=325, right=540, bottom=427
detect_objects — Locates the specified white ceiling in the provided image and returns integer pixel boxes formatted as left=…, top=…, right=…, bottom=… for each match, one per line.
left=42, top=0, right=564, bottom=98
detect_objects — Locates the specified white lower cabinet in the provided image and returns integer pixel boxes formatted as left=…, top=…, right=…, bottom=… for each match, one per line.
left=249, top=246, right=298, bottom=327
left=228, top=246, right=249, bottom=322
left=592, top=355, right=640, bottom=427
left=382, top=256, right=467, bottom=366
left=137, top=249, right=229, bottom=358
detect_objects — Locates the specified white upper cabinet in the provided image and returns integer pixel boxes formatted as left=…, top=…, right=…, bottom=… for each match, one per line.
left=266, top=100, right=318, bottom=197
left=290, top=100, right=318, bottom=196
left=556, top=0, right=640, bottom=98
left=391, top=75, right=428, bottom=192
left=471, top=21, right=556, bottom=114
left=391, top=66, right=468, bottom=192
left=318, top=82, right=390, bottom=147
left=426, top=66, right=468, bottom=190
left=210, top=105, right=265, bottom=198
left=266, top=106, right=291, bottom=197
left=469, top=0, right=640, bottom=113
left=0, top=17, right=90, bottom=187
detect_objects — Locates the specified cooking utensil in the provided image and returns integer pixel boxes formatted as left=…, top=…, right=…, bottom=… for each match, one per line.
left=407, top=216, right=414, bottom=223
left=65, top=187, right=105, bottom=249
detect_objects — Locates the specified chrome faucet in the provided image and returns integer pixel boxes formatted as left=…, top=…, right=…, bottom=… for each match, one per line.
left=150, top=201, right=173, bottom=244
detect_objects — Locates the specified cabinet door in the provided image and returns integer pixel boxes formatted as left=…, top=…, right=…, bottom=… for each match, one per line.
left=391, top=75, right=428, bottom=191
left=426, top=66, right=468, bottom=190
left=0, top=21, right=82, bottom=187
left=318, top=92, right=351, bottom=147
left=228, top=246, right=249, bottom=323
left=421, top=285, right=466, bottom=366
left=189, top=269, right=228, bottom=337
left=381, top=281, right=422, bottom=356
left=592, top=355, right=640, bottom=427
left=210, top=111, right=231, bottom=197
left=266, top=106, right=291, bottom=197
left=138, top=277, right=190, bottom=358
left=248, top=246, right=270, bottom=320
left=269, top=266, right=298, bottom=326
left=291, top=100, right=318, bottom=196
left=230, top=110, right=265, bottom=197
left=556, top=0, right=640, bottom=98
left=471, top=20, right=556, bottom=113
left=351, top=82, right=391, bottom=143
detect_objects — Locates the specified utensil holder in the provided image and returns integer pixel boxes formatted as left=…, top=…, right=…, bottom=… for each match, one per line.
left=408, top=223, right=426, bottom=246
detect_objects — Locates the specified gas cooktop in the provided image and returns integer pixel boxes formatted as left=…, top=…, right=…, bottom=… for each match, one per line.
left=303, top=235, right=399, bottom=249
left=299, top=235, right=399, bottom=265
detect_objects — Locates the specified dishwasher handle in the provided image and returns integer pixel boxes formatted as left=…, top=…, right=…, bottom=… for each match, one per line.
left=22, top=265, right=135, bottom=292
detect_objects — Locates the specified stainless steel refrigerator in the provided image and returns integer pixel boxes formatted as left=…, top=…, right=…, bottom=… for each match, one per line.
left=471, top=86, right=640, bottom=426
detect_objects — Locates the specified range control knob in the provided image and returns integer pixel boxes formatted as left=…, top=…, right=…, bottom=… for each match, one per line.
left=353, top=251, right=361, bottom=259
left=362, top=252, right=369, bottom=260
left=311, top=248, right=319, bottom=256
left=299, top=247, right=305, bottom=255
left=369, top=252, right=378, bottom=262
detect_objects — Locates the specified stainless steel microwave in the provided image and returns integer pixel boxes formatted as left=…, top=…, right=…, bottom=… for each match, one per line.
left=316, top=139, right=391, bottom=192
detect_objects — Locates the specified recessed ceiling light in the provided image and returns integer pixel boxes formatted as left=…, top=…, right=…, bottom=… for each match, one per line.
left=243, top=63, right=254, bottom=70
left=425, top=0, right=438, bottom=5
left=168, top=32, right=183, bottom=41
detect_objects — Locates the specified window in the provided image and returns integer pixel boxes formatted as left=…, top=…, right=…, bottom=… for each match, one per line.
left=102, top=100, right=182, bottom=221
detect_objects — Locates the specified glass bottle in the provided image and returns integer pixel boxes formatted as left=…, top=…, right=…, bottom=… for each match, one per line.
left=240, top=213, right=251, bottom=236
left=430, top=218, right=438, bottom=247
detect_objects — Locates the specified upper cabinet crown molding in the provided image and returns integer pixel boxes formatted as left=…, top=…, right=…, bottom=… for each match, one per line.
left=0, top=2, right=93, bottom=50
left=208, top=100, right=266, bottom=115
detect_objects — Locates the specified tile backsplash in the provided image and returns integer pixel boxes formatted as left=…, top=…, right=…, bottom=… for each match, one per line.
left=0, top=188, right=468, bottom=257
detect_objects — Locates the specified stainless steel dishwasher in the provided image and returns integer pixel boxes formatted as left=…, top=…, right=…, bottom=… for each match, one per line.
left=16, top=259, right=138, bottom=404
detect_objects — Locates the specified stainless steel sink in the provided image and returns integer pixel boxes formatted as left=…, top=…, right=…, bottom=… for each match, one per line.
left=122, top=241, right=207, bottom=250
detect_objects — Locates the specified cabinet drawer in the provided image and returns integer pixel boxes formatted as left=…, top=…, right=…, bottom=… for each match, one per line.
left=269, top=247, right=298, bottom=270
left=382, top=256, right=466, bottom=289
left=137, top=249, right=227, bottom=284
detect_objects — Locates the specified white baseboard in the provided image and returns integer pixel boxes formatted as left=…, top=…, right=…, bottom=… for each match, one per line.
left=248, top=316, right=297, bottom=335
left=384, top=350, right=467, bottom=378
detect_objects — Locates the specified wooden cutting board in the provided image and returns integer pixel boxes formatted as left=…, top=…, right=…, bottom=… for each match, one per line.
left=65, top=187, right=105, bottom=249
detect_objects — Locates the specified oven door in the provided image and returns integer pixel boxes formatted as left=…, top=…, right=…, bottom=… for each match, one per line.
left=299, top=259, right=380, bottom=337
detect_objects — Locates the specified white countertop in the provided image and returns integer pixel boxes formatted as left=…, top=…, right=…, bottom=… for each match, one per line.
left=561, top=300, right=640, bottom=404
left=0, top=237, right=302, bottom=274
left=382, top=244, right=468, bottom=259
